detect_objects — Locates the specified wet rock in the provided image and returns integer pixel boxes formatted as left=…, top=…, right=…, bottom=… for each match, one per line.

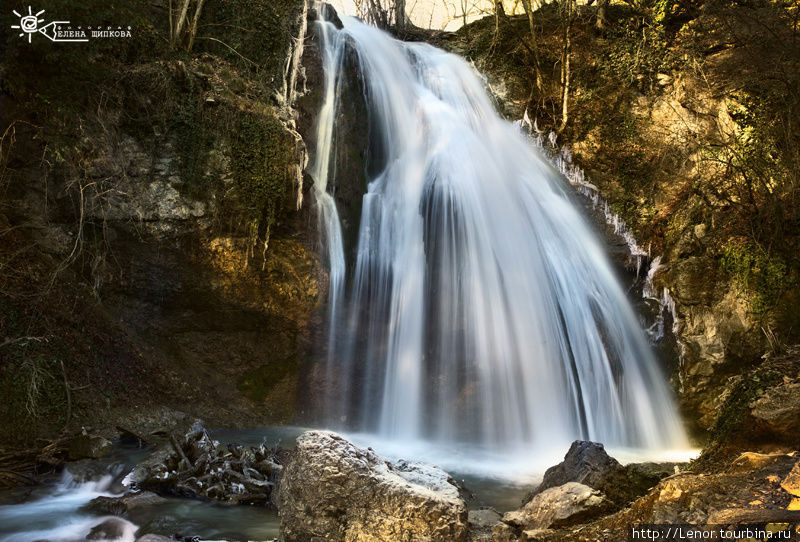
left=86, top=517, right=133, bottom=540
left=135, top=536, right=173, bottom=542
left=130, top=422, right=283, bottom=505
left=67, top=434, right=113, bottom=461
left=84, top=491, right=167, bottom=517
left=318, top=3, right=343, bottom=28
left=504, top=483, right=615, bottom=532
left=275, top=430, right=468, bottom=541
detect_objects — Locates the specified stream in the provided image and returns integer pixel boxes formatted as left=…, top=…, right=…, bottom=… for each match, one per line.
left=0, top=426, right=697, bottom=542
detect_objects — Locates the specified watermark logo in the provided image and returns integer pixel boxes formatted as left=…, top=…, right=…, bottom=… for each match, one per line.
left=11, top=5, right=87, bottom=42
left=10, top=5, right=132, bottom=43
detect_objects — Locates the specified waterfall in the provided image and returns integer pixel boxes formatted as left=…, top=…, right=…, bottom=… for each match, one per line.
left=310, top=11, right=687, bottom=453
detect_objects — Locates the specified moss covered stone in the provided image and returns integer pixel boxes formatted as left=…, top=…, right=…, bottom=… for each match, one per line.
left=230, top=110, right=295, bottom=233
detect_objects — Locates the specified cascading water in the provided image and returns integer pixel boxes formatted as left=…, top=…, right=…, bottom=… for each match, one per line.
left=310, top=11, right=688, bottom=454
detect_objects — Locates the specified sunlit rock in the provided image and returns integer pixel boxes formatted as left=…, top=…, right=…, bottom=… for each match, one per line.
left=275, top=430, right=468, bottom=541
left=503, top=482, right=615, bottom=532
left=782, top=462, right=800, bottom=498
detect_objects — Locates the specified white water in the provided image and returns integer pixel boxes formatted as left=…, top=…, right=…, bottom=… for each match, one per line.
left=0, top=469, right=137, bottom=542
left=311, top=12, right=688, bottom=457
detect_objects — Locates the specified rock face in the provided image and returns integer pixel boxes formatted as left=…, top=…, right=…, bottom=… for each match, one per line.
left=531, top=451, right=800, bottom=542
left=275, top=430, right=468, bottom=541
left=504, top=483, right=615, bottom=531
left=0, top=0, right=320, bottom=448
left=750, top=378, right=800, bottom=438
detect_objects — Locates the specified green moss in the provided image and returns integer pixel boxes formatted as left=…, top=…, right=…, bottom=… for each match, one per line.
left=198, top=0, right=304, bottom=91
left=600, top=19, right=686, bottom=91
left=721, top=242, right=792, bottom=314
left=230, top=110, right=295, bottom=234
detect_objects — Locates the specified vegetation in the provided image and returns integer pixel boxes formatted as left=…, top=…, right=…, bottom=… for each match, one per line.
left=0, top=0, right=308, bottom=447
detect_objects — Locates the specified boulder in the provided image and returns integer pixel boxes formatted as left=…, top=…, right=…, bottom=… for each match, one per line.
left=86, top=517, right=136, bottom=540
left=67, top=434, right=113, bottom=461
left=135, top=536, right=173, bottom=542
left=275, top=430, right=468, bottom=541
left=525, top=441, right=680, bottom=508
left=84, top=491, right=167, bottom=517
left=749, top=378, right=800, bottom=439
left=491, top=522, right=519, bottom=542
left=520, top=529, right=556, bottom=542
left=503, top=482, right=615, bottom=531
left=524, top=441, right=628, bottom=506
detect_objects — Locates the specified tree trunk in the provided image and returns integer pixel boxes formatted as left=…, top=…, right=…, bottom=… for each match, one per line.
left=520, top=0, right=543, bottom=93
left=396, top=0, right=405, bottom=33
left=596, top=0, right=609, bottom=30
left=169, top=0, right=174, bottom=44
left=186, top=0, right=206, bottom=52
left=557, top=0, right=575, bottom=134
left=172, top=0, right=191, bottom=48
left=494, top=0, right=506, bottom=34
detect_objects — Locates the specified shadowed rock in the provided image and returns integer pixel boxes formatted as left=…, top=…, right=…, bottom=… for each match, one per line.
left=525, top=441, right=681, bottom=507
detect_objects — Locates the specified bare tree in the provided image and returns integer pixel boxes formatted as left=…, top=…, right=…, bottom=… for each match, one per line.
left=170, top=0, right=206, bottom=51
left=396, top=0, right=407, bottom=32
left=172, top=0, right=191, bottom=48
left=588, top=0, right=610, bottom=29
left=493, top=0, right=507, bottom=34
left=556, top=0, right=576, bottom=133
left=519, top=0, right=544, bottom=92
left=186, top=0, right=207, bottom=52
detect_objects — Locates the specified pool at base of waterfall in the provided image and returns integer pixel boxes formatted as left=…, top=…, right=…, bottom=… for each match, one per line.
left=0, top=427, right=698, bottom=542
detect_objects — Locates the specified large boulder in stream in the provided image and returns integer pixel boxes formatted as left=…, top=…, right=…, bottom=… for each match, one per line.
left=527, top=441, right=627, bottom=502
left=525, top=441, right=680, bottom=507
left=275, top=430, right=469, bottom=541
